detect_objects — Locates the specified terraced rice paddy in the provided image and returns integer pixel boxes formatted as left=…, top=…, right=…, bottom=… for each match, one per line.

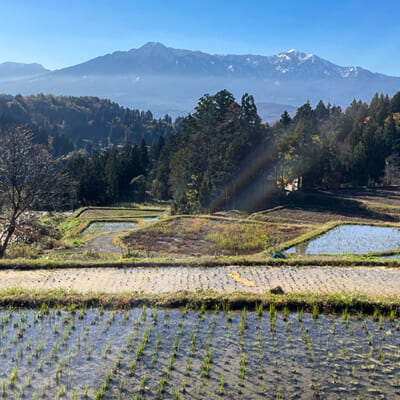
left=1, top=306, right=400, bottom=399
left=82, top=218, right=160, bottom=235
left=83, top=222, right=139, bottom=235
left=2, top=266, right=400, bottom=296
left=286, top=225, right=400, bottom=255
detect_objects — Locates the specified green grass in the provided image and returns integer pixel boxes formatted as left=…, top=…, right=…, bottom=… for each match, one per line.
left=0, top=288, right=400, bottom=316
left=0, top=252, right=399, bottom=270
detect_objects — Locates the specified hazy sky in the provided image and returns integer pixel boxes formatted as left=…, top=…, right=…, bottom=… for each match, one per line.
left=1, top=0, right=400, bottom=75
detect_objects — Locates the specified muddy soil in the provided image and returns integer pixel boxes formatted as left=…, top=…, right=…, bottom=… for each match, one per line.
left=122, top=217, right=310, bottom=257
left=87, top=232, right=125, bottom=255
left=1, top=266, right=400, bottom=296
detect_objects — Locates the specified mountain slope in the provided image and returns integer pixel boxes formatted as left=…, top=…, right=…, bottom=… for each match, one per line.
left=55, top=42, right=381, bottom=80
left=0, top=62, right=49, bottom=81
left=1, top=43, right=399, bottom=120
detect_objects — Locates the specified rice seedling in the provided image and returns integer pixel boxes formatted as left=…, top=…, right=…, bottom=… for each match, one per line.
left=240, top=353, right=246, bottom=385
left=312, top=305, right=319, bottom=320
left=241, top=308, right=248, bottom=329
left=182, top=378, right=186, bottom=393
left=114, top=351, right=122, bottom=370
left=102, top=341, right=111, bottom=358
left=379, top=315, right=383, bottom=330
left=282, top=306, right=290, bottom=321
left=55, top=385, right=66, bottom=400
left=185, top=358, right=192, bottom=375
left=191, top=332, right=196, bottom=355
left=342, top=308, right=349, bottom=326
left=172, top=387, right=182, bottom=400
left=129, top=359, right=137, bottom=375
left=83, top=384, right=89, bottom=398
left=139, top=373, right=146, bottom=393
left=200, top=302, right=206, bottom=320
left=255, top=303, right=263, bottom=318
left=218, top=373, right=225, bottom=395
left=151, top=308, right=158, bottom=324
left=126, top=334, right=133, bottom=350
left=389, top=310, right=396, bottom=324
left=141, top=305, right=147, bottom=322
left=201, top=358, right=210, bottom=378
left=276, top=385, right=284, bottom=400
left=172, top=336, right=179, bottom=356
left=168, top=356, right=175, bottom=371
left=286, top=319, right=292, bottom=333
left=10, top=366, right=18, bottom=387
left=270, top=308, right=277, bottom=333
left=118, top=378, right=124, bottom=394
left=157, top=375, right=166, bottom=394
left=0, top=302, right=398, bottom=398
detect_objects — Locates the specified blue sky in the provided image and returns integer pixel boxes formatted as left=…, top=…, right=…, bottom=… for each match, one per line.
left=1, top=0, right=400, bottom=75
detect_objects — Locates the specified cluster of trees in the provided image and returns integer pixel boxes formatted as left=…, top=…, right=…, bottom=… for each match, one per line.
left=274, top=93, right=400, bottom=189
left=0, top=94, right=177, bottom=155
left=63, top=140, right=151, bottom=206
left=62, top=89, right=400, bottom=212
left=149, top=90, right=400, bottom=213
left=149, top=90, right=275, bottom=213
left=4, top=89, right=400, bottom=214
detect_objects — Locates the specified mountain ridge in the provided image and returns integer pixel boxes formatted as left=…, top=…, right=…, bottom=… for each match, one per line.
left=0, top=42, right=399, bottom=120
left=0, top=62, right=49, bottom=81
left=53, top=42, right=388, bottom=80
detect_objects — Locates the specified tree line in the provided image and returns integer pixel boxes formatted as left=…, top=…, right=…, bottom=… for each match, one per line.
left=4, top=90, right=400, bottom=213
left=0, top=94, right=177, bottom=155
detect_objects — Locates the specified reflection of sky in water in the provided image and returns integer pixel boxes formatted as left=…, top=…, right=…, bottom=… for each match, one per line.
left=0, top=308, right=399, bottom=399
left=286, top=225, right=400, bottom=255
left=381, top=254, right=400, bottom=260
left=83, top=218, right=159, bottom=235
left=84, top=222, right=138, bottom=234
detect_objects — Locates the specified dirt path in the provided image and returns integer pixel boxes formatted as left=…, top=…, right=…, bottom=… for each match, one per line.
left=87, top=232, right=124, bottom=255
left=2, top=266, right=400, bottom=297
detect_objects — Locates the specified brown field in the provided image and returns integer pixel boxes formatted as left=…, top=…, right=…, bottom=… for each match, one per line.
left=121, top=216, right=312, bottom=257
left=1, top=265, right=400, bottom=297
left=250, top=187, right=400, bottom=224
left=4, top=188, right=400, bottom=302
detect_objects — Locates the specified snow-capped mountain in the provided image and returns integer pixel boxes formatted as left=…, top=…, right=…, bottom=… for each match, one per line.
left=54, top=42, right=379, bottom=80
left=0, top=42, right=399, bottom=120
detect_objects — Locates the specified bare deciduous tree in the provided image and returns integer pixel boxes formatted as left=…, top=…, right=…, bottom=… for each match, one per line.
left=0, top=125, right=70, bottom=258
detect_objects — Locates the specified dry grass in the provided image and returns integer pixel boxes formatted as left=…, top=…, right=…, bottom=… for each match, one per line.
left=122, top=216, right=311, bottom=257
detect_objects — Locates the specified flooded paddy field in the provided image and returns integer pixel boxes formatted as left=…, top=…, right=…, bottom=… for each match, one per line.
left=83, top=218, right=159, bottom=235
left=83, top=222, right=139, bottom=235
left=1, top=307, right=400, bottom=399
left=286, top=225, right=400, bottom=256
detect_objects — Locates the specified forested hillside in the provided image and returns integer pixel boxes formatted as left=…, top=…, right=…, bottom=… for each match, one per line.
left=62, top=89, right=400, bottom=212
left=0, top=94, right=176, bottom=155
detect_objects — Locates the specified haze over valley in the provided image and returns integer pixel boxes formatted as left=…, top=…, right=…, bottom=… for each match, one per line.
left=1, top=42, right=399, bottom=121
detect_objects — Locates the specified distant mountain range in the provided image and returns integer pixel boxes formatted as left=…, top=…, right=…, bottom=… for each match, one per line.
left=0, top=62, right=49, bottom=81
left=1, top=42, right=399, bottom=121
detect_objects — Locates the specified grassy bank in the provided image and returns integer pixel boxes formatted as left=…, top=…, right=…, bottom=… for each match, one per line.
left=1, top=288, right=400, bottom=315
left=0, top=255, right=399, bottom=270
